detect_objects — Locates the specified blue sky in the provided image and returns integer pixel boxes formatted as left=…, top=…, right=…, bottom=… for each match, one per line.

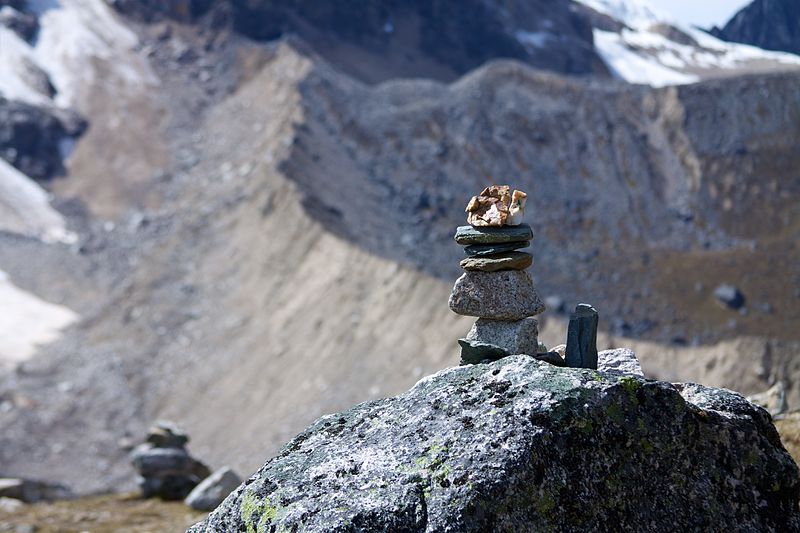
left=648, top=0, right=752, bottom=28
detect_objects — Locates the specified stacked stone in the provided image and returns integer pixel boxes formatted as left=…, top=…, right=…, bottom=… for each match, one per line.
left=130, top=421, right=211, bottom=500
left=449, top=186, right=545, bottom=364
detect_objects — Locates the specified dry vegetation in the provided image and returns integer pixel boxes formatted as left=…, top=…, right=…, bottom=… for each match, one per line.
left=0, top=493, right=206, bottom=533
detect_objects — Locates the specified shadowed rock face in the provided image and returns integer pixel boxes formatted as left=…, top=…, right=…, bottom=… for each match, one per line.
left=0, top=98, right=87, bottom=181
left=108, top=0, right=608, bottom=82
left=710, top=0, right=800, bottom=55
left=190, top=356, right=800, bottom=532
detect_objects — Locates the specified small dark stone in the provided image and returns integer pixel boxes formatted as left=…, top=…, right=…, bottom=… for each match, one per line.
left=533, top=351, right=566, bottom=367
left=458, top=338, right=509, bottom=365
left=454, top=224, right=533, bottom=245
left=713, top=284, right=745, bottom=309
left=463, top=241, right=529, bottom=257
left=565, top=303, right=598, bottom=369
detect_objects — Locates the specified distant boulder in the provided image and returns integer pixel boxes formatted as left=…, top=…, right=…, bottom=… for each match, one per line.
left=190, top=356, right=800, bottom=532
left=714, top=284, right=746, bottom=310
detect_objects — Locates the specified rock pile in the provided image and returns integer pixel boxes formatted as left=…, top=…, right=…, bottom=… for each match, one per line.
left=449, top=185, right=544, bottom=364
left=130, top=421, right=210, bottom=500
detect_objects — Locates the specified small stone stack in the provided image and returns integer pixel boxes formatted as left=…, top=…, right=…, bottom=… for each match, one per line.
left=130, top=421, right=211, bottom=500
left=449, top=185, right=545, bottom=364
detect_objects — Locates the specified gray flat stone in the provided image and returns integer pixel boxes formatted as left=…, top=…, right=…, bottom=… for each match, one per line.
left=449, top=270, right=545, bottom=320
left=454, top=224, right=533, bottom=245
left=464, top=241, right=529, bottom=257
left=185, top=466, right=242, bottom=511
left=460, top=252, right=532, bottom=272
left=597, top=348, right=644, bottom=377
left=457, top=338, right=509, bottom=365
left=565, top=303, right=598, bottom=369
left=466, top=317, right=538, bottom=355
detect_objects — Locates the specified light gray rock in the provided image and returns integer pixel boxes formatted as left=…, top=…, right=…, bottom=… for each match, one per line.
left=0, top=496, right=24, bottom=512
left=748, top=382, right=788, bottom=416
left=597, top=348, right=644, bottom=377
left=185, top=466, right=242, bottom=511
left=449, top=270, right=545, bottom=320
left=551, top=344, right=567, bottom=358
left=466, top=317, right=538, bottom=355
left=190, top=356, right=800, bottom=533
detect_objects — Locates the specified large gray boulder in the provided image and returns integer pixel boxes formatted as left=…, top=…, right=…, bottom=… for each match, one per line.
left=189, top=356, right=800, bottom=532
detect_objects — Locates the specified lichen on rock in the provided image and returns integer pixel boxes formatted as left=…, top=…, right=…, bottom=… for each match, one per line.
left=189, top=356, right=800, bottom=532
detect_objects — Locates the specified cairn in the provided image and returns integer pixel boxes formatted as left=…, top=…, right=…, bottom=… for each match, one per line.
left=130, top=421, right=210, bottom=500
left=449, top=185, right=545, bottom=364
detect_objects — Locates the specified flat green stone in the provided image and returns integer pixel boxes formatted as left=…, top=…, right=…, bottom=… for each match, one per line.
left=454, top=224, right=533, bottom=245
left=460, top=252, right=532, bottom=272
left=464, top=241, right=529, bottom=257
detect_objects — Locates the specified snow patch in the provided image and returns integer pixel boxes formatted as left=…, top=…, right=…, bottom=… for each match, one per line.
left=0, top=25, right=51, bottom=104
left=0, top=269, right=78, bottom=367
left=576, top=0, right=666, bottom=28
left=0, top=158, right=76, bottom=243
left=593, top=30, right=698, bottom=87
left=0, top=0, right=150, bottom=107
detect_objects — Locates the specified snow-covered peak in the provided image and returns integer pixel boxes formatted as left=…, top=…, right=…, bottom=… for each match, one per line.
left=577, top=0, right=666, bottom=28
left=575, top=0, right=800, bottom=87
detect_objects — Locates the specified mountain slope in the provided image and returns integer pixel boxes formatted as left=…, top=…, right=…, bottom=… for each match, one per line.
left=2, top=38, right=800, bottom=493
left=108, top=0, right=608, bottom=83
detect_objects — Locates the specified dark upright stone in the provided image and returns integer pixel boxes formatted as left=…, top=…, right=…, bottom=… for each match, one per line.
left=565, top=304, right=598, bottom=369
